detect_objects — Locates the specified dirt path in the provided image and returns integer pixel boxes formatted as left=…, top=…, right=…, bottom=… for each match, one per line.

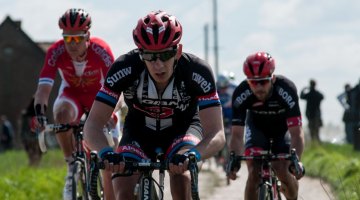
left=160, top=159, right=335, bottom=199
left=200, top=160, right=336, bottom=200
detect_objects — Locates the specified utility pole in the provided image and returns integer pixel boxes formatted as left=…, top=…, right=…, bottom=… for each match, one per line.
left=213, top=0, right=219, bottom=77
left=204, top=24, right=209, bottom=62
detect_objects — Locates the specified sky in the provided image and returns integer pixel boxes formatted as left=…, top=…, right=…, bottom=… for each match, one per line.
left=1, top=0, right=359, bottom=128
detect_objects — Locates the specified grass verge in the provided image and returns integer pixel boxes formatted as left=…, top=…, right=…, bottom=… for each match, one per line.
left=302, top=142, right=360, bottom=200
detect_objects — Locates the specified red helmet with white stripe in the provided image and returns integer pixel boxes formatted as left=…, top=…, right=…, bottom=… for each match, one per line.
left=58, top=8, right=91, bottom=31
left=133, top=10, right=182, bottom=50
left=243, top=52, right=275, bottom=78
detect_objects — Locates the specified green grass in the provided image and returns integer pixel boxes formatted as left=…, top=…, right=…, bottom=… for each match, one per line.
left=303, top=142, right=360, bottom=200
left=0, top=150, right=66, bottom=200
left=1, top=143, right=360, bottom=199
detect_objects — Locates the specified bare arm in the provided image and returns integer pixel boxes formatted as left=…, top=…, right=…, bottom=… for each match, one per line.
left=34, top=84, right=52, bottom=112
left=197, top=106, right=225, bottom=159
left=229, top=125, right=245, bottom=155
left=288, top=126, right=305, bottom=159
left=84, top=100, right=115, bottom=151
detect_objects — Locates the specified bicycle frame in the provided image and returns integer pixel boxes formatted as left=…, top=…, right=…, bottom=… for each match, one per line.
left=38, top=123, right=92, bottom=200
left=229, top=139, right=300, bottom=200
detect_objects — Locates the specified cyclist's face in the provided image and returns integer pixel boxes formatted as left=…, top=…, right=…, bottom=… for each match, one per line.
left=62, top=30, right=89, bottom=60
left=143, top=47, right=178, bottom=89
left=248, top=76, right=274, bottom=101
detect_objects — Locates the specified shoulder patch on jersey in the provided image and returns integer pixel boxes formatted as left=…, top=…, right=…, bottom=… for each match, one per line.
left=47, top=45, right=65, bottom=67
left=277, top=87, right=296, bottom=109
left=106, top=67, right=132, bottom=87
left=192, top=72, right=212, bottom=93
left=234, top=89, right=252, bottom=106
left=91, top=43, right=113, bottom=67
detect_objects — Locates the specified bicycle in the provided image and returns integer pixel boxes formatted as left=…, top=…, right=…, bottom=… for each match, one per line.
left=227, top=139, right=302, bottom=200
left=38, top=122, right=103, bottom=200
left=89, top=149, right=200, bottom=200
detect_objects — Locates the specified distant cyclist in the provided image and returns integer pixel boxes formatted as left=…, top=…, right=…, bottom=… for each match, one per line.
left=84, top=10, right=225, bottom=200
left=215, top=74, right=236, bottom=167
left=228, top=52, right=305, bottom=200
left=33, top=8, right=116, bottom=200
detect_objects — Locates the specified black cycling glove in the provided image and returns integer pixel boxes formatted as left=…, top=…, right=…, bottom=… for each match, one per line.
left=35, top=104, right=47, bottom=126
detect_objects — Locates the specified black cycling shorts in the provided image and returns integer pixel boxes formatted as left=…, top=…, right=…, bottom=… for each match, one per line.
left=117, top=124, right=203, bottom=161
left=244, top=125, right=291, bottom=154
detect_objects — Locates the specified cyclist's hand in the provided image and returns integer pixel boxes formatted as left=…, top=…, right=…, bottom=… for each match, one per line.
left=169, top=149, right=201, bottom=174
left=34, top=104, right=47, bottom=129
left=99, top=148, right=125, bottom=173
left=169, top=154, right=189, bottom=174
left=289, top=161, right=305, bottom=180
left=226, top=151, right=241, bottom=180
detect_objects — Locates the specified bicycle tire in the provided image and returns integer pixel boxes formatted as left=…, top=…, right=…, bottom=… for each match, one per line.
left=72, top=160, right=89, bottom=200
left=258, top=184, right=273, bottom=200
left=89, top=166, right=104, bottom=200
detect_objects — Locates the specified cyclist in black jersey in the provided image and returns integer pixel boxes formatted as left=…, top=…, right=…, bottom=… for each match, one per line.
left=84, top=10, right=225, bottom=200
left=227, top=52, right=305, bottom=200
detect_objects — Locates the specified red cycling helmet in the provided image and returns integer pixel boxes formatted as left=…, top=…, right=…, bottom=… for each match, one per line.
left=243, top=52, right=275, bottom=78
left=59, top=8, right=91, bottom=31
left=133, top=10, right=182, bottom=51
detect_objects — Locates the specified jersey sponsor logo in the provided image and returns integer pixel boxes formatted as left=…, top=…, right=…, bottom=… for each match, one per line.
left=278, top=87, right=295, bottom=109
left=142, top=99, right=177, bottom=106
left=252, top=109, right=285, bottom=115
left=99, top=86, right=119, bottom=99
left=192, top=72, right=212, bottom=93
left=47, top=45, right=65, bottom=67
left=83, top=69, right=100, bottom=77
left=169, top=135, right=200, bottom=150
left=117, top=144, right=147, bottom=159
left=91, top=43, right=113, bottom=67
left=287, top=116, right=302, bottom=127
left=106, top=67, right=132, bottom=87
left=234, top=89, right=252, bottom=106
left=133, top=104, right=174, bottom=119
left=198, top=92, right=219, bottom=101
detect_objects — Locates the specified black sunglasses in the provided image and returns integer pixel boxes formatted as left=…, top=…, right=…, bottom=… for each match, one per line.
left=140, top=49, right=177, bottom=62
left=247, top=77, right=272, bottom=86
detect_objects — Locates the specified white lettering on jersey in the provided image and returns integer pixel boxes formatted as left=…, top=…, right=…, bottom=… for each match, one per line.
left=192, top=72, right=211, bottom=93
left=48, top=45, right=65, bottom=67
left=235, top=89, right=252, bottom=105
left=91, top=43, right=113, bottom=67
left=278, top=87, right=295, bottom=109
left=106, top=67, right=132, bottom=87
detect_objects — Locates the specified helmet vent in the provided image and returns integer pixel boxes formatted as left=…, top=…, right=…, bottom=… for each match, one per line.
left=152, top=24, right=159, bottom=44
left=161, top=26, right=171, bottom=44
left=140, top=27, right=151, bottom=45
left=258, top=62, right=265, bottom=76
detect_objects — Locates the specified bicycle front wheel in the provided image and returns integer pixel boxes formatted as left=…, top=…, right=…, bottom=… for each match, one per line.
left=72, top=160, right=89, bottom=200
left=258, top=184, right=273, bottom=200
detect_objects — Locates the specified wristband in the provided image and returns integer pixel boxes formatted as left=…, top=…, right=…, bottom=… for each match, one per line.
left=189, top=148, right=202, bottom=161
left=98, top=146, right=114, bottom=158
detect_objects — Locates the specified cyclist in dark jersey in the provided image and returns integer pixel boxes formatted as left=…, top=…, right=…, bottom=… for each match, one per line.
left=228, top=52, right=305, bottom=200
left=84, top=10, right=225, bottom=199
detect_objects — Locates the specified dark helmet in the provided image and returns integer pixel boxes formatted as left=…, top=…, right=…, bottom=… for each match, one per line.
left=133, top=10, right=182, bottom=50
left=243, top=52, right=275, bottom=78
left=58, top=8, right=91, bottom=31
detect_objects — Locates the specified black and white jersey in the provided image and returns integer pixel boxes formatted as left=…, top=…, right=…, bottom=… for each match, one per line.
left=96, top=49, right=220, bottom=132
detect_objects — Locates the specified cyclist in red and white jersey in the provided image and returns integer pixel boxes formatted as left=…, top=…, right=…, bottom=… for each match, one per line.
left=84, top=10, right=225, bottom=200
left=33, top=8, right=115, bottom=200
left=228, top=52, right=305, bottom=200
